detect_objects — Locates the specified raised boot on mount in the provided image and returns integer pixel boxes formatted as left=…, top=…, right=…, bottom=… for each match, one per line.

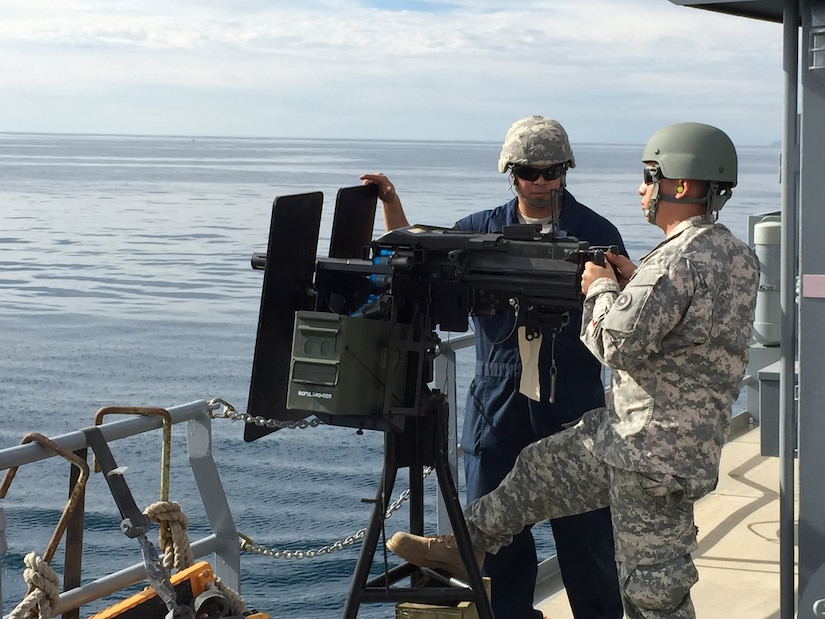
left=387, top=532, right=484, bottom=582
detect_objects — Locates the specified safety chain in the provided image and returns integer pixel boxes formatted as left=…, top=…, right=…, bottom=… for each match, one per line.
left=206, top=397, right=434, bottom=561
left=238, top=531, right=365, bottom=560
left=207, top=398, right=325, bottom=430
left=236, top=472, right=430, bottom=560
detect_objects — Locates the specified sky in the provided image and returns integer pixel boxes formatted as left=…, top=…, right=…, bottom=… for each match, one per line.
left=0, top=0, right=786, bottom=145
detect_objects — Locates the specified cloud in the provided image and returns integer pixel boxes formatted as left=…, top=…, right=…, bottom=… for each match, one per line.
left=0, top=0, right=784, bottom=144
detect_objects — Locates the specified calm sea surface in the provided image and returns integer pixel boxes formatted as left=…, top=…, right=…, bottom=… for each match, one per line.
left=0, top=133, right=781, bottom=618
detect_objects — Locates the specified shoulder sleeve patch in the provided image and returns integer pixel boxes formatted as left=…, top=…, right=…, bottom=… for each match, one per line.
left=615, top=292, right=632, bottom=310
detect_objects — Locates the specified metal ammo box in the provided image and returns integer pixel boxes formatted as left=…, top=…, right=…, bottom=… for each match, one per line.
left=395, top=578, right=491, bottom=619
left=287, top=310, right=410, bottom=417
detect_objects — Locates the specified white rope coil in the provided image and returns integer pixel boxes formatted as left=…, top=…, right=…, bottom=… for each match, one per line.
left=144, top=501, right=194, bottom=571
left=8, top=552, right=60, bottom=619
left=144, top=501, right=246, bottom=616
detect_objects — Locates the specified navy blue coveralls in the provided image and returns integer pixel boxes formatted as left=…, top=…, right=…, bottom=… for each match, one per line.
left=455, top=193, right=625, bottom=619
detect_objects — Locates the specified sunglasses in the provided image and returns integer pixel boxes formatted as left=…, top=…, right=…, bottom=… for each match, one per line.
left=513, top=164, right=566, bottom=182
left=643, top=167, right=662, bottom=184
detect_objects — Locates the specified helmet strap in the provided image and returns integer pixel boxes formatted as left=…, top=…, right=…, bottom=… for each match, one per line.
left=646, top=182, right=660, bottom=224
left=662, top=194, right=707, bottom=205
left=648, top=182, right=711, bottom=225
left=706, top=182, right=733, bottom=218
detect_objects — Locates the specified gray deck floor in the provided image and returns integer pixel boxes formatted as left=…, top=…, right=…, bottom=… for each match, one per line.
left=537, top=424, right=795, bottom=619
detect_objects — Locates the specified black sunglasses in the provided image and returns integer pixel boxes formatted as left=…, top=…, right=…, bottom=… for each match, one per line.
left=513, top=164, right=566, bottom=182
left=643, top=167, right=663, bottom=184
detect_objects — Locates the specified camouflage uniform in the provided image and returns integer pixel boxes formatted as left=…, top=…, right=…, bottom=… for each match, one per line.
left=463, top=214, right=759, bottom=618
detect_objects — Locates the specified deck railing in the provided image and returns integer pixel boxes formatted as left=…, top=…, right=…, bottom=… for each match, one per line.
left=0, top=400, right=240, bottom=618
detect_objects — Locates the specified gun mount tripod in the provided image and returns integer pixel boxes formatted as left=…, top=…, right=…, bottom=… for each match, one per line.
left=341, top=388, right=493, bottom=619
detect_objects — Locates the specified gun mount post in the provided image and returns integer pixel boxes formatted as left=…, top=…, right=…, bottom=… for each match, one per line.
left=341, top=388, right=493, bottom=619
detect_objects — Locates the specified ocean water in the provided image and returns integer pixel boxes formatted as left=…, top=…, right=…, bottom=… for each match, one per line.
left=0, top=133, right=781, bottom=618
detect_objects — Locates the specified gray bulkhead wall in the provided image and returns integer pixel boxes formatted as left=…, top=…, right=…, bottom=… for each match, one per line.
left=798, top=0, right=825, bottom=603
left=670, top=0, right=825, bottom=614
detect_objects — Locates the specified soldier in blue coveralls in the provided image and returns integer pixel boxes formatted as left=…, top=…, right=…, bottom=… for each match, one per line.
left=361, top=115, right=625, bottom=619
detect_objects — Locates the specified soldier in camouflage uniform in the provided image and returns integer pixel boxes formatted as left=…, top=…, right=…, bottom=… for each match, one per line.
left=365, top=115, right=625, bottom=619
left=387, top=122, right=760, bottom=619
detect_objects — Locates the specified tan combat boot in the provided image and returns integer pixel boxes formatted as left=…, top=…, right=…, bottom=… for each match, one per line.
left=386, top=532, right=484, bottom=582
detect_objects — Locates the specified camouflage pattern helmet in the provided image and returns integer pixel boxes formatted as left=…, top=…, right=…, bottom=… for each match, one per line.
left=642, top=122, right=737, bottom=187
left=498, top=115, right=576, bottom=173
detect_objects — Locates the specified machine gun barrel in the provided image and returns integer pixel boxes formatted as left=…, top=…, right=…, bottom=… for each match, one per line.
left=250, top=252, right=267, bottom=270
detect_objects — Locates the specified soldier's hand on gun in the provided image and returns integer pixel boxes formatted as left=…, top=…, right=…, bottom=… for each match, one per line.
left=581, top=251, right=637, bottom=294
left=605, top=251, right=636, bottom=289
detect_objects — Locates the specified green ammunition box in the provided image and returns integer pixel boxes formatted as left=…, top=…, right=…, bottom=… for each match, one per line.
left=287, top=310, right=410, bottom=416
left=395, top=578, right=491, bottom=619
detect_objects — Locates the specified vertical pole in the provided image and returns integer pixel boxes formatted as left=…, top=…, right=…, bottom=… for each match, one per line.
left=779, top=4, right=800, bottom=618
left=63, top=448, right=88, bottom=619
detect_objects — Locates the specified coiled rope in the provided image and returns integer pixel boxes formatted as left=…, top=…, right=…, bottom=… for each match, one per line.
left=9, top=502, right=246, bottom=619
left=144, top=500, right=247, bottom=616
left=7, top=552, right=60, bottom=619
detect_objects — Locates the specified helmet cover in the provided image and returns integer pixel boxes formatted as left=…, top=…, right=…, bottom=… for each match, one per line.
left=498, top=115, right=576, bottom=173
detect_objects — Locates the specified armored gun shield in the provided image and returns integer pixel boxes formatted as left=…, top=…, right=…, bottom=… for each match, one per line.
left=245, top=192, right=324, bottom=442
left=245, top=185, right=379, bottom=441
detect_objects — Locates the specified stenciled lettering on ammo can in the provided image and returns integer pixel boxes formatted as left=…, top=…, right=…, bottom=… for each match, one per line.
left=297, top=390, right=334, bottom=400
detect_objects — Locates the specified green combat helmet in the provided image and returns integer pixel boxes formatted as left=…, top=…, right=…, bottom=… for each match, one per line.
left=497, top=115, right=576, bottom=173
left=642, top=122, right=737, bottom=220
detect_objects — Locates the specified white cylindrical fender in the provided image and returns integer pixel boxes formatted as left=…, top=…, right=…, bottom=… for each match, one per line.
left=752, top=217, right=781, bottom=346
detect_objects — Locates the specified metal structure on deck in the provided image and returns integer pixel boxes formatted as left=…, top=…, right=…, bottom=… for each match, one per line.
left=670, top=1, right=825, bottom=617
